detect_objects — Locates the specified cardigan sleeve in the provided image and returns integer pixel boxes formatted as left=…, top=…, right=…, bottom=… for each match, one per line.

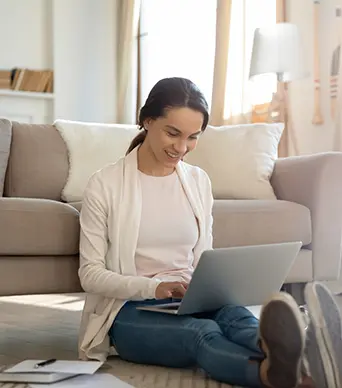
left=192, top=167, right=214, bottom=269
left=203, top=171, right=214, bottom=251
left=78, top=172, right=161, bottom=301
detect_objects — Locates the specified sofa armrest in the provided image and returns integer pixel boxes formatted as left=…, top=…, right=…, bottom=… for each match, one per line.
left=271, top=152, right=342, bottom=281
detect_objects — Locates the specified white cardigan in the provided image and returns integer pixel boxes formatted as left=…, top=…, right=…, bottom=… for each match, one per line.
left=78, top=147, right=214, bottom=361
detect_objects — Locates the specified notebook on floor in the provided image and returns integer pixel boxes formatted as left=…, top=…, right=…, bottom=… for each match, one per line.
left=0, top=360, right=103, bottom=384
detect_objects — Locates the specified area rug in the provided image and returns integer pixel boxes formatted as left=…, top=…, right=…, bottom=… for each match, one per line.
left=0, top=294, right=238, bottom=388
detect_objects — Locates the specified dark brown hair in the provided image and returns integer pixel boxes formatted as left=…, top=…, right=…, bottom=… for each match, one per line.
left=126, top=77, right=209, bottom=154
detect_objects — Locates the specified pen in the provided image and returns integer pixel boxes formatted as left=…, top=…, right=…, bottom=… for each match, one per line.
left=34, top=359, right=57, bottom=369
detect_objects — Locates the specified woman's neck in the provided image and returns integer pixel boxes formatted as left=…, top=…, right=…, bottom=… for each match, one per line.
left=137, top=142, right=175, bottom=177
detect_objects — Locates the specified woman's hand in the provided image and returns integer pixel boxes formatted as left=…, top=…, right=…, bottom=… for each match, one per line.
left=155, top=281, right=188, bottom=299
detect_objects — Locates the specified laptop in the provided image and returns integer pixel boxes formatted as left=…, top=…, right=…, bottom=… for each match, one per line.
left=136, top=241, right=302, bottom=315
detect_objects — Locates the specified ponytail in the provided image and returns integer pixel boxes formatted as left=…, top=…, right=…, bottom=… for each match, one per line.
left=126, top=130, right=147, bottom=155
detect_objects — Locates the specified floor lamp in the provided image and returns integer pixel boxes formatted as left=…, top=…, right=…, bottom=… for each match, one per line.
left=249, top=23, right=308, bottom=156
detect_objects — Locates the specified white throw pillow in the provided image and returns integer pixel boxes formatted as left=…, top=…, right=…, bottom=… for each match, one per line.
left=184, top=123, right=284, bottom=200
left=54, top=120, right=139, bottom=202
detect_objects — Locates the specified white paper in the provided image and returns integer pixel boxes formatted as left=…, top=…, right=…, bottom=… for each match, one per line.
left=29, top=373, right=134, bottom=388
left=5, top=360, right=103, bottom=375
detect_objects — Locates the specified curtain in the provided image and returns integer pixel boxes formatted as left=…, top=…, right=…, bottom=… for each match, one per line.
left=116, top=0, right=141, bottom=124
left=210, top=0, right=277, bottom=126
left=210, top=0, right=232, bottom=126
left=276, top=0, right=289, bottom=157
left=275, top=0, right=301, bottom=157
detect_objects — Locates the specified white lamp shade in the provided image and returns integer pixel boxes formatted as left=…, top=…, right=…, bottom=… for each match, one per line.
left=249, top=23, right=308, bottom=82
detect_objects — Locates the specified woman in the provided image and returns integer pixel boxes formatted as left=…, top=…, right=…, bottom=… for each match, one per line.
left=78, top=77, right=340, bottom=387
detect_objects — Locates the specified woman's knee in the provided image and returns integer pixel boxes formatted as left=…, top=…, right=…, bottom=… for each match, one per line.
left=188, top=319, right=222, bottom=348
left=217, top=304, right=254, bottom=318
left=215, top=304, right=258, bottom=326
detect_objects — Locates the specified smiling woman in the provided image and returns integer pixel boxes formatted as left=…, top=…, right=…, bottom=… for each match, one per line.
left=126, top=77, right=209, bottom=176
left=78, top=75, right=321, bottom=388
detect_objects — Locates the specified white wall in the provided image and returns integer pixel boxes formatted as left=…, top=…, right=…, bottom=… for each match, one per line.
left=287, top=0, right=342, bottom=154
left=0, top=0, right=53, bottom=69
left=52, top=0, right=118, bottom=123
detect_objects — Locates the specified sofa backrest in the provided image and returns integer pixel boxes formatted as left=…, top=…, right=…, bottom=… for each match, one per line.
left=4, top=122, right=69, bottom=200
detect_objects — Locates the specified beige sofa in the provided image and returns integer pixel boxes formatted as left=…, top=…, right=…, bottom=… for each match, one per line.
left=1, top=120, right=342, bottom=298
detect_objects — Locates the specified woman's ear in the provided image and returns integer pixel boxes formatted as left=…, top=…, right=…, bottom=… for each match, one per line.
left=143, top=118, right=153, bottom=130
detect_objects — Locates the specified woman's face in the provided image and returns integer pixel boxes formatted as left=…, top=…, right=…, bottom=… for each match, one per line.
left=144, top=107, right=204, bottom=168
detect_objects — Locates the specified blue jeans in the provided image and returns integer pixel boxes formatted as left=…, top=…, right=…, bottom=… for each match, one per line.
left=109, top=299, right=264, bottom=387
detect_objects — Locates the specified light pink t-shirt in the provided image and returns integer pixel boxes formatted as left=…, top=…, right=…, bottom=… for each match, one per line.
left=135, top=170, right=199, bottom=283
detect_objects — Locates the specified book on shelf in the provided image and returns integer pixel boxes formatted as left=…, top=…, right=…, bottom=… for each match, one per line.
left=0, top=68, right=54, bottom=93
left=0, top=70, right=11, bottom=89
left=11, top=68, right=54, bottom=93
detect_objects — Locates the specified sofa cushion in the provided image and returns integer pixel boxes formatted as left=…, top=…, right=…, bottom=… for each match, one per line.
left=4, top=122, right=68, bottom=200
left=212, top=200, right=311, bottom=248
left=0, top=198, right=79, bottom=255
left=54, top=120, right=139, bottom=202
left=0, top=255, right=82, bottom=295
left=185, top=123, right=284, bottom=200
left=0, top=118, right=12, bottom=196
left=64, top=199, right=311, bottom=250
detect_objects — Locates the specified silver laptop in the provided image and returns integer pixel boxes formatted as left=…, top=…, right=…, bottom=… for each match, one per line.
left=136, top=241, right=302, bottom=315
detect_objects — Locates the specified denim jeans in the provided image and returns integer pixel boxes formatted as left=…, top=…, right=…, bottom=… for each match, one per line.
left=109, top=298, right=264, bottom=387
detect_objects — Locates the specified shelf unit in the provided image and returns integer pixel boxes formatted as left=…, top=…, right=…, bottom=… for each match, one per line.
left=0, top=89, right=54, bottom=100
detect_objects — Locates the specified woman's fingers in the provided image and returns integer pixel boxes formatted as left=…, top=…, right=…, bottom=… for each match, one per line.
left=171, top=283, right=187, bottom=297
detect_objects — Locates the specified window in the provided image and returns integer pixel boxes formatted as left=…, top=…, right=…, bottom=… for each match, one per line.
left=139, top=0, right=277, bottom=119
left=225, top=0, right=277, bottom=119
left=139, top=0, right=217, bottom=106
